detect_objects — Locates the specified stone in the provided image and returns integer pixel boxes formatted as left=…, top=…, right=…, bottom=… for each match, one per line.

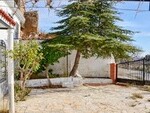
left=62, top=82, right=74, bottom=88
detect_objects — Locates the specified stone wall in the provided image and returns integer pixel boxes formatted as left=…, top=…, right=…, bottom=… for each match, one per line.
left=22, top=11, right=39, bottom=38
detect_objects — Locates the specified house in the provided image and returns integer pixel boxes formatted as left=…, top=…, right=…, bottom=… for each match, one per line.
left=0, top=0, right=25, bottom=111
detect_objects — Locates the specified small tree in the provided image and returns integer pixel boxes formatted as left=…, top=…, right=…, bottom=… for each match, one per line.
left=7, top=40, right=43, bottom=89
left=51, top=0, right=141, bottom=76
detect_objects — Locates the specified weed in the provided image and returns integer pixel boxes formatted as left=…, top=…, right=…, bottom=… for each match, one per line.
left=130, top=93, right=143, bottom=100
left=142, top=86, right=150, bottom=92
left=130, top=103, right=136, bottom=107
left=147, top=99, right=150, bottom=102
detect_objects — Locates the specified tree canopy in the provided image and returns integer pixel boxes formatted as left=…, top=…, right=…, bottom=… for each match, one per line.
left=46, top=0, right=141, bottom=76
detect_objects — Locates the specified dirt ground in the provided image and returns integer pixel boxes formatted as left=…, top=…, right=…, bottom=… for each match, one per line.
left=15, top=84, right=150, bottom=113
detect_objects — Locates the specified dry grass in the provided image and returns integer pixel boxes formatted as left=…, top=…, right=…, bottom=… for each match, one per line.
left=130, top=93, right=143, bottom=100
left=116, top=82, right=136, bottom=88
left=129, top=103, right=137, bottom=107
left=0, top=109, right=9, bottom=113
left=142, top=86, right=150, bottom=92
left=147, top=99, right=150, bottom=102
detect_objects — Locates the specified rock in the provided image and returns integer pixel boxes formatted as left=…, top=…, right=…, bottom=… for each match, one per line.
left=62, top=82, right=74, bottom=88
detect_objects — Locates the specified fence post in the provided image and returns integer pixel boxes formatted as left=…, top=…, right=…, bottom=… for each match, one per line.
left=143, top=59, right=145, bottom=85
left=110, top=63, right=117, bottom=83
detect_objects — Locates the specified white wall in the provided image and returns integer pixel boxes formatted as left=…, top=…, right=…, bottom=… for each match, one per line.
left=25, top=77, right=83, bottom=88
left=49, top=51, right=115, bottom=78
left=0, top=30, right=8, bottom=42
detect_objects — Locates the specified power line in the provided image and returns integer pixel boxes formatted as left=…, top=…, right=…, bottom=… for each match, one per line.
left=0, top=5, right=63, bottom=9
left=0, top=0, right=64, bottom=9
left=115, top=8, right=150, bottom=12
left=0, top=1, right=150, bottom=12
left=0, top=5, right=150, bottom=12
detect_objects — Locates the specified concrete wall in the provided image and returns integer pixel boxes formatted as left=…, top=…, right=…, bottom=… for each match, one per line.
left=25, top=77, right=83, bottom=88
left=49, top=51, right=115, bottom=78
left=25, top=77, right=112, bottom=88
left=0, top=30, right=8, bottom=42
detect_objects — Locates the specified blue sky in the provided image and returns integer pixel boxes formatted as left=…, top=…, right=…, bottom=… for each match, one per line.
left=115, top=2, right=150, bottom=56
left=27, top=1, right=150, bottom=56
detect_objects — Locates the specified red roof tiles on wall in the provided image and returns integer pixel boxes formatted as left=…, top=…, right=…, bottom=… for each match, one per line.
left=0, top=9, right=16, bottom=26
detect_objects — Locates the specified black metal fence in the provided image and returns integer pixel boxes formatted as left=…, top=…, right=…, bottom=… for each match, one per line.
left=0, top=40, right=6, bottom=82
left=117, top=57, right=150, bottom=85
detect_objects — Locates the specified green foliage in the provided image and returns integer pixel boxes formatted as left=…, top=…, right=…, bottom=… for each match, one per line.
left=13, top=40, right=42, bottom=71
left=51, top=0, right=141, bottom=59
left=7, top=40, right=43, bottom=88
left=38, top=38, right=72, bottom=72
left=41, top=43, right=69, bottom=65
left=49, top=74, right=60, bottom=78
left=14, top=83, right=31, bottom=102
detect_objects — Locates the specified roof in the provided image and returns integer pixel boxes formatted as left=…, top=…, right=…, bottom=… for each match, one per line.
left=0, top=9, right=16, bottom=28
left=4, top=1, right=25, bottom=25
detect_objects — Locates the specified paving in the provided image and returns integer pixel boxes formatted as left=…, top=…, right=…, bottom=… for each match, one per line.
left=15, top=84, right=150, bottom=113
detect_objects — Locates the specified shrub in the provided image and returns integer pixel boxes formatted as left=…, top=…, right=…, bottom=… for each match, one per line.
left=7, top=40, right=43, bottom=89
left=15, top=83, right=31, bottom=102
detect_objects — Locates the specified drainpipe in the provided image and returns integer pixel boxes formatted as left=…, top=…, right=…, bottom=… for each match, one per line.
left=7, top=28, right=15, bottom=113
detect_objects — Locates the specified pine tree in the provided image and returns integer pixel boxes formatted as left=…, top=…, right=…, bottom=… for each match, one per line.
left=51, top=0, right=141, bottom=76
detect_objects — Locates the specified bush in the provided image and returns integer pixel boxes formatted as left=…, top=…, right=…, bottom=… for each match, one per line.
left=15, top=84, right=31, bottom=102
left=7, top=40, right=43, bottom=89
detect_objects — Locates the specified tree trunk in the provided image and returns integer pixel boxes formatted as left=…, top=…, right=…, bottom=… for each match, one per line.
left=21, top=79, right=26, bottom=90
left=69, top=50, right=81, bottom=76
left=20, top=71, right=25, bottom=90
left=45, top=65, right=52, bottom=87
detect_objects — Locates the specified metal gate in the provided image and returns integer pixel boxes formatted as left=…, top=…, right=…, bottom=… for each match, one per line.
left=117, top=57, right=150, bottom=85
left=0, top=40, right=6, bottom=82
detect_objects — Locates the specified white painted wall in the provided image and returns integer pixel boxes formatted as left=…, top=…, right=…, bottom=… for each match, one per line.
left=25, top=77, right=83, bottom=88
left=0, top=30, right=8, bottom=42
left=25, top=77, right=112, bottom=88
left=49, top=51, right=115, bottom=78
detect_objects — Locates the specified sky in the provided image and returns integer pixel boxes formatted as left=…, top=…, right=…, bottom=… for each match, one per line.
left=26, top=1, right=150, bottom=56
